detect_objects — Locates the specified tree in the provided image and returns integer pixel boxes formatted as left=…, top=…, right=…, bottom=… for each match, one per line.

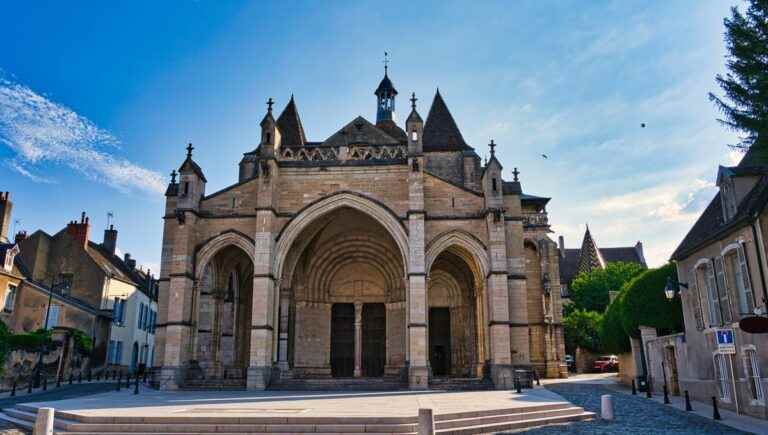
left=620, top=263, right=684, bottom=338
left=563, top=309, right=603, bottom=354
left=600, top=291, right=632, bottom=354
left=568, top=262, right=645, bottom=313
left=709, top=0, right=768, bottom=150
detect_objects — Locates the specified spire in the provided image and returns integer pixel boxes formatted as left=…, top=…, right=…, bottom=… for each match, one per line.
left=375, top=53, right=398, bottom=124
left=577, top=224, right=605, bottom=274
left=178, top=142, right=207, bottom=182
left=276, top=94, right=307, bottom=147
left=261, top=97, right=276, bottom=127
left=489, top=139, right=496, bottom=158
left=423, top=90, right=470, bottom=152
left=406, top=92, right=423, bottom=124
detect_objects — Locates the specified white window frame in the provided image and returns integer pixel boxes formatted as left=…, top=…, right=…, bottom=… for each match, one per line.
left=714, top=257, right=732, bottom=324
left=714, top=353, right=732, bottom=402
left=697, top=260, right=721, bottom=326
left=3, top=284, right=17, bottom=313
left=690, top=266, right=706, bottom=330
left=743, top=346, right=765, bottom=403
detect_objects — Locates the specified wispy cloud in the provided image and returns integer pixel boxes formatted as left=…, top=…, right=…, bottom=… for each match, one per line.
left=0, top=71, right=164, bottom=195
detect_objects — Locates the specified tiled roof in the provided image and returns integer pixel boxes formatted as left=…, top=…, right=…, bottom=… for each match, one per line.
left=559, top=246, right=646, bottom=287
left=671, top=143, right=768, bottom=260
left=321, top=116, right=400, bottom=147
left=423, top=91, right=472, bottom=152
left=375, top=120, right=407, bottom=143
left=276, top=96, right=307, bottom=147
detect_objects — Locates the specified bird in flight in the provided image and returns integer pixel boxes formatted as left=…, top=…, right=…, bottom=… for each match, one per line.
left=641, top=123, right=646, bottom=128
left=541, top=154, right=549, bottom=159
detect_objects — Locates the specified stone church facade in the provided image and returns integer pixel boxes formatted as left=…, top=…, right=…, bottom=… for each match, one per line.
left=153, top=70, right=566, bottom=390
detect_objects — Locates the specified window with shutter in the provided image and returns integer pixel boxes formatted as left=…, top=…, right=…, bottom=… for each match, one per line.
left=138, top=303, right=144, bottom=329
left=705, top=263, right=721, bottom=326
left=46, top=305, right=60, bottom=329
left=714, top=353, right=731, bottom=401
left=736, top=246, right=755, bottom=315
left=691, top=269, right=705, bottom=330
left=714, top=257, right=732, bottom=324
left=745, top=349, right=764, bottom=402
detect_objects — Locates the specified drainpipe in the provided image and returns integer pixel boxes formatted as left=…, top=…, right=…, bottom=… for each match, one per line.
left=750, top=217, right=768, bottom=312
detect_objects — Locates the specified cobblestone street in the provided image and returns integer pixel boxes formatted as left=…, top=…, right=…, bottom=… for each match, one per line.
left=502, top=382, right=754, bottom=435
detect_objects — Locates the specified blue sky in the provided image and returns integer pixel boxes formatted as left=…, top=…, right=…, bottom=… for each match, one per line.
left=0, top=1, right=742, bottom=271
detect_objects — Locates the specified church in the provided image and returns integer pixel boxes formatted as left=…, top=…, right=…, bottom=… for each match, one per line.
left=153, top=67, right=566, bottom=390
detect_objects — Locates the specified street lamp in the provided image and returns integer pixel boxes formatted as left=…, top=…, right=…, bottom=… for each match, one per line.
left=664, top=277, right=688, bottom=301
left=33, top=279, right=72, bottom=388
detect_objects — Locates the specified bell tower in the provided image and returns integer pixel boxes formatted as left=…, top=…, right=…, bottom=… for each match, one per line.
left=375, top=52, right=398, bottom=124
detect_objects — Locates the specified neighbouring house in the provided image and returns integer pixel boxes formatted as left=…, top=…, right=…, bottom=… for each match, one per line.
left=17, top=209, right=158, bottom=374
left=669, top=146, right=768, bottom=419
left=557, top=226, right=647, bottom=302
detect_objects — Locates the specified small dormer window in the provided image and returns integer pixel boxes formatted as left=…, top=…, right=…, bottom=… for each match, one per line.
left=266, top=132, right=271, bottom=144
left=721, top=178, right=737, bottom=221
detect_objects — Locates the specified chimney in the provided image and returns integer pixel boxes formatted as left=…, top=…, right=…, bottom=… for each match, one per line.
left=103, top=224, right=118, bottom=255
left=14, top=230, right=27, bottom=244
left=0, top=192, right=12, bottom=242
left=124, top=252, right=136, bottom=270
left=558, top=235, right=565, bottom=258
left=635, top=241, right=647, bottom=267
left=66, top=212, right=91, bottom=249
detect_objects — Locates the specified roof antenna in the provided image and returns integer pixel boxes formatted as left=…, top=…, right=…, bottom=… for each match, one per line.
left=383, top=51, right=389, bottom=75
left=107, top=211, right=114, bottom=229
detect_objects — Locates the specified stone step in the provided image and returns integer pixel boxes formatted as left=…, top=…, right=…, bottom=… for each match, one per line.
left=0, top=402, right=594, bottom=434
left=270, top=378, right=405, bottom=391
left=427, top=378, right=494, bottom=391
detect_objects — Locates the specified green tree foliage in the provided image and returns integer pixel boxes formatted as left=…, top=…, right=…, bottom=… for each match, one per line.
left=600, top=291, right=632, bottom=354
left=563, top=309, right=603, bottom=353
left=709, top=0, right=768, bottom=149
left=620, top=263, right=684, bottom=338
left=7, top=328, right=52, bottom=352
left=568, top=262, right=645, bottom=313
left=70, top=329, right=93, bottom=355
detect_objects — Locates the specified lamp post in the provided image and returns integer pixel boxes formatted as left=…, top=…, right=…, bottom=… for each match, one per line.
left=664, top=277, right=688, bottom=301
left=34, top=280, right=71, bottom=388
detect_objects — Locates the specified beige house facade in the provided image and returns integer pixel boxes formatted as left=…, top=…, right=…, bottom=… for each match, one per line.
left=670, top=149, right=768, bottom=419
left=153, top=72, right=566, bottom=390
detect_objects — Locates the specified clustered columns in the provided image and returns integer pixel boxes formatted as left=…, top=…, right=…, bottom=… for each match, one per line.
left=249, top=98, right=282, bottom=389
left=406, top=93, right=429, bottom=389
left=482, top=140, right=514, bottom=389
left=353, top=301, right=364, bottom=377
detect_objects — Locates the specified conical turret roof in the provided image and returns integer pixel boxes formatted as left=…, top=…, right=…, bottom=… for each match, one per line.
left=576, top=225, right=605, bottom=274
left=276, top=95, right=307, bottom=147
left=423, top=90, right=471, bottom=152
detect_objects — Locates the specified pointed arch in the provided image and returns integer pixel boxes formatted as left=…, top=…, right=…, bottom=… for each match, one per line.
left=425, top=230, right=489, bottom=279
left=274, top=192, right=409, bottom=279
left=195, top=230, right=256, bottom=280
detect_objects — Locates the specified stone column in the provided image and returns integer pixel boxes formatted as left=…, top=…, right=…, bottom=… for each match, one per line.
left=487, top=214, right=513, bottom=389
left=354, top=301, right=363, bottom=377
left=277, top=289, right=291, bottom=372
left=407, top=153, right=428, bottom=389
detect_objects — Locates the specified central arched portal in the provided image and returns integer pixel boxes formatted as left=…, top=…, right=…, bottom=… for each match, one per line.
left=280, top=207, right=406, bottom=379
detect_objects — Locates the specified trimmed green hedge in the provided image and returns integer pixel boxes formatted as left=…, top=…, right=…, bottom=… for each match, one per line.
left=600, top=290, right=632, bottom=354
left=564, top=309, right=603, bottom=353
left=619, top=263, right=684, bottom=337
left=7, top=329, right=52, bottom=352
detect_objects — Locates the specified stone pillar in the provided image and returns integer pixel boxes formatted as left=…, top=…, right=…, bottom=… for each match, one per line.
left=354, top=301, right=363, bottom=377
left=407, top=153, right=428, bottom=389
left=156, top=212, right=197, bottom=390
left=639, top=325, right=657, bottom=387
left=277, top=289, right=291, bottom=372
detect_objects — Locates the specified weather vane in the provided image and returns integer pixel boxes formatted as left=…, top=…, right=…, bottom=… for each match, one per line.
left=383, top=51, right=389, bottom=74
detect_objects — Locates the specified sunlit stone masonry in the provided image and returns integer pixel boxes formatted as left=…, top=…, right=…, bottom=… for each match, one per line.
left=152, top=67, right=566, bottom=390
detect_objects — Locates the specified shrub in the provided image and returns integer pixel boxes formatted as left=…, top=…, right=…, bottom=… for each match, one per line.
left=569, top=262, right=645, bottom=313
left=600, top=291, right=632, bottom=354
left=7, top=329, right=52, bottom=352
left=563, top=309, right=603, bottom=353
left=620, top=263, right=684, bottom=337
left=70, top=329, right=93, bottom=355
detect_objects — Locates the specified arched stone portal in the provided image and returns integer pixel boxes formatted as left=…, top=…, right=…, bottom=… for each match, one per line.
left=190, top=242, right=254, bottom=386
left=278, top=207, right=406, bottom=379
left=426, top=240, right=487, bottom=379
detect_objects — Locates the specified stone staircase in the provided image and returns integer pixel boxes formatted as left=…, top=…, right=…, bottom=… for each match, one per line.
left=270, top=377, right=405, bottom=391
left=428, top=377, right=494, bottom=391
left=179, top=378, right=247, bottom=390
left=0, top=401, right=594, bottom=434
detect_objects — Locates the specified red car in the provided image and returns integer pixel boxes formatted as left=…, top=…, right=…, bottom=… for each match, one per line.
left=593, top=355, right=619, bottom=372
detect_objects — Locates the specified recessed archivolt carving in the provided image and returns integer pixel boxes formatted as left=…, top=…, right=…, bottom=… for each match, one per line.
left=425, top=230, right=489, bottom=282
left=195, top=232, right=256, bottom=280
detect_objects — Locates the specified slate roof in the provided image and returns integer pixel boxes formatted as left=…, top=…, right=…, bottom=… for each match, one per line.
left=671, top=143, right=768, bottom=260
left=321, top=116, right=401, bottom=147
left=179, top=157, right=207, bottom=182
left=559, top=246, right=646, bottom=288
left=375, top=73, right=397, bottom=97
left=375, top=120, right=407, bottom=143
left=88, top=242, right=157, bottom=299
left=520, top=192, right=551, bottom=206
left=276, top=96, right=307, bottom=147
left=423, top=91, right=472, bottom=152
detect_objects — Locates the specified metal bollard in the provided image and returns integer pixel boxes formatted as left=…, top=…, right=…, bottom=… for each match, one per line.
left=134, top=375, right=139, bottom=395
left=88, top=370, right=92, bottom=382
left=116, top=373, right=121, bottom=391
left=600, top=394, right=614, bottom=421
left=417, top=408, right=435, bottom=435
left=96, top=371, right=101, bottom=381
left=712, top=397, right=721, bottom=420
left=685, top=391, right=693, bottom=411
left=43, top=377, right=47, bottom=391
left=27, top=379, right=32, bottom=394
left=78, top=372, right=82, bottom=383
left=663, top=385, right=670, bottom=404
left=33, top=407, right=54, bottom=435
left=143, top=370, right=148, bottom=383
left=631, top=379, right=637, bottom=395
left=10, top=380, right=16, bottom=397
left=645, top=384, right=652, bottom=398
left=515, top=376, right=522, bottom=394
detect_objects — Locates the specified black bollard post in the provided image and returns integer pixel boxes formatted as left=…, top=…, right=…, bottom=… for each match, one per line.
left=88, top=370, right=92, bottom=383
left=712, top=397, right=721, bottom=420
left=646, top=383, right=652, bottom=398
left=78, top=372, right=82, bottom=384
left=134, top=375, right=139, bottom=395
left=663, top=385, right=670, bottom=404
left=96, top=371, right=101, bottom=381
left=685, top=391, right=693, bottom=411
left=11, top=380, right=16, bottom=397
left=535, top=370, right=541, bottom=386
left=68, top=373, right=73, bottom=385
left=515, top=376, right=522, bottom=394
left=43, top=377, right=47, bottom=391
left=143, top=370, right=148, bottom=383
left=26, top=379, right=32, bottom=394
left=631, top=379, right=637, bottom=395
left=117, top=373, right=122, bottom=391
